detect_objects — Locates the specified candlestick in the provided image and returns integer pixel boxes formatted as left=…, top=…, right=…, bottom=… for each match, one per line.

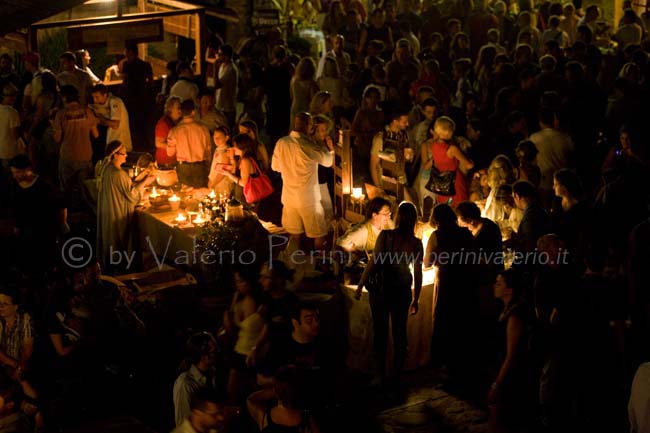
left=193, top=214, right=207, bottom=225
left=168, top=194, right=181, bottom=211
left=175, top=212, right=187, bottom=223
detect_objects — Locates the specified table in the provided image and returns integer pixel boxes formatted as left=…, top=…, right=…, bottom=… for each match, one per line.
left=341, top=266, right=437, bottom=374
left=136, top=203, right=285, bottom=270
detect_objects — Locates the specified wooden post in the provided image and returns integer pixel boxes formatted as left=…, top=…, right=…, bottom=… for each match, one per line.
left=195, top=10, right=205, bottom=76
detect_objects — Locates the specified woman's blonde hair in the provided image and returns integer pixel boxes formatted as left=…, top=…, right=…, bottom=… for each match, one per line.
left=164, top=96, right=182, bottom=115
left=433, top=116, right=455, bottom=140
left=295, top=57, right=316, bottom=81
left=309, top=91, right=332, bottom=116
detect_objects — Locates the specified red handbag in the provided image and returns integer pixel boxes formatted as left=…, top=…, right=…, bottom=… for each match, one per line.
left=243, top=158, right=274, bottom=204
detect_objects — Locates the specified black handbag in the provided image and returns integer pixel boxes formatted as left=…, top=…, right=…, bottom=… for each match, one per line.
left=425, top=164, right=456, bottom=196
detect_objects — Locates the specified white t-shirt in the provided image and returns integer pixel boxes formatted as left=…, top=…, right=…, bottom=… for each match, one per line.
left=57, top=67, right=94, bottom=106
left=0, top=104, right=21, bottom=160
left=271, top=131, right=333, bottom=208
left=170, top=78, right=199, bottom=104
left=215, top=63, right=238, bottom=113
left=92, top=94, right=132, bottom=151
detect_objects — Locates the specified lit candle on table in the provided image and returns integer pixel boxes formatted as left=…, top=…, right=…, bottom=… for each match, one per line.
left=168, top=194, right=181, bottom=210
left=175, top=212, right=187, bottom=223
left=149, top=186, right=159, bottom=199
left=351, top=188, right=363, bottom=200
left=208, top=189, right=216, bottom=199
left=193, top=214, right=207, bottom=225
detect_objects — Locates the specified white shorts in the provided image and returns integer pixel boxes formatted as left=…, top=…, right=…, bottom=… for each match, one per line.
left=282, top=203, right=329, bottom=238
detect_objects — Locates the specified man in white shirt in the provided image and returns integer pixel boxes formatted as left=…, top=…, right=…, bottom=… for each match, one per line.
left=336, top=197, right=392, bottom=255
left=213, top=44, right=238, bottom=130
left=57, top=51, right=94, bottom=106
left=90, top=84, right=132, bottom=151
left=170, top=62, right=199, bottom=104
left=317, top=34, right=352, bottom=79
left=529, top=108, right=574, bottom=208
left=173, top=332, right=219, bottom=427
left=272, top=112, right=334, bottom=250
left=0, top=84, right=21, bottom=170
left=21, top=52, right=50, bottom=115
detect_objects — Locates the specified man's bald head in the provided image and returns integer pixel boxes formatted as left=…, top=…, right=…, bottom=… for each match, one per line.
left=294, top=112, right=313, bottom=134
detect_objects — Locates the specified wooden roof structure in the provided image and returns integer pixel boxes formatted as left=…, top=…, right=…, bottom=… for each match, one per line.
left=0, top=0, right=88, bottom=36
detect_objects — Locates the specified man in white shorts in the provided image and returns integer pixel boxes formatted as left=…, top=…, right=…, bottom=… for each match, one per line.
left=272, top=112, right=334, bottom=251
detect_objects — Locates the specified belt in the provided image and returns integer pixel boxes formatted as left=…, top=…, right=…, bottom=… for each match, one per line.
left=178, top=161, right=206, bottom=165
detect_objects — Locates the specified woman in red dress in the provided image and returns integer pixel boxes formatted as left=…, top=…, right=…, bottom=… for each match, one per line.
left=425, top=116, right=474, bottom=207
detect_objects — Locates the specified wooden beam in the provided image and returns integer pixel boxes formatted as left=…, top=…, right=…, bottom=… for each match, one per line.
left=30, top=7, right=204, bottom=30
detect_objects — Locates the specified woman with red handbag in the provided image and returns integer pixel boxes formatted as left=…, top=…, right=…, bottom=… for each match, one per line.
left=216, top=133, right=273, bottom=205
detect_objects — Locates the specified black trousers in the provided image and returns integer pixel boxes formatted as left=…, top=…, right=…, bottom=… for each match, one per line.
left=369, top=286, right=412, bottom=377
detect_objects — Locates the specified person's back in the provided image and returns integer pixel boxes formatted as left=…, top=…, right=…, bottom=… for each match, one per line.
left=272, top=131, right=331, bottom=207
left=0, top=95, right=20, bottom=163
left=530, top=127, right=573, bottom=191
left=55, top=102, right=97, bottom=162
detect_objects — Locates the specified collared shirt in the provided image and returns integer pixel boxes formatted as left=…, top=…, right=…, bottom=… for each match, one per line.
left=167, top=118, right=212, bottom=163
left=0, top=313, right=34, bottom=360
left=337, top=220, right=382, bottom=253
left=272, top=131, right=333, bottom=208
left=173, top=364, right=211, bottom=426
left=92, top=94, right=132, bottom=151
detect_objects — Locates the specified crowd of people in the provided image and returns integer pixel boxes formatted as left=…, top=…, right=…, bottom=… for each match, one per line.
left=1, top=0, right=650, bottom=432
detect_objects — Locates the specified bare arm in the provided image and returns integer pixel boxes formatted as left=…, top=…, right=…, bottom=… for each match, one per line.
left=424, top=231, right=437, bottom=268
left=447, top=144, right=473, bottom=171
left=494, top=314, right=523, bottom=387
left=358, top=28, right=368, bottom=56
left=370, top=134, right=382, bottom=187
left=0, top=350, right=18, bottom=368
left=49, top=334, right=75, bottom=357
left=98, top=114, right=120, bottom=130
left=246, top=388, right=275, bottom=430
left=421, top=140, right=433, bottom=170
left=411, top=240, right=424, bottom=314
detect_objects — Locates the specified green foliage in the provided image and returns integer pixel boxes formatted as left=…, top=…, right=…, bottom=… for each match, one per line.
left=36, top=29, right=115, bottom=81
left=37, top=29, right=68, bottom=72
left=195, top=222, right=240, bottom=256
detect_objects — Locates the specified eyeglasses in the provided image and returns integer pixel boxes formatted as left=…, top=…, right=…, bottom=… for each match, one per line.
left=379, top=211, right=392, bottom=216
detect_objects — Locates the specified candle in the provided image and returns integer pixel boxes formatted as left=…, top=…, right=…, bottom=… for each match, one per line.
left=208, top=189, right=216, bottom=199
left=175, top=212, right=187, bottom=223
left=193, top=214, right=207, bottom=225
left=352, top=188, right=363, bottom=199
left=149, top=186, right=159, bottom=199
left=168, top=194, right=181, bottom=210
